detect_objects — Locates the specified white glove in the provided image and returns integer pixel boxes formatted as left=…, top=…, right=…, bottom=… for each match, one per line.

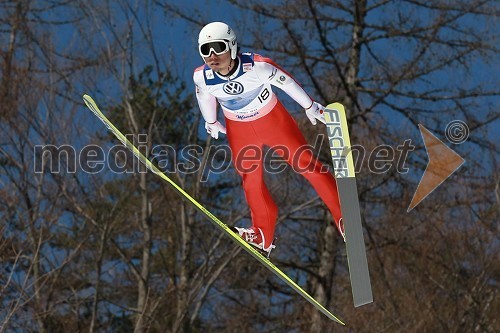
left=305, top=101, right=326, bottom=125
left=205, top=121, right=226, bottom=139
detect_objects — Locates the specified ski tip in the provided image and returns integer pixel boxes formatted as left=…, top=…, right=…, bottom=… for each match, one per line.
left=82, top=94, right=93, bottom=103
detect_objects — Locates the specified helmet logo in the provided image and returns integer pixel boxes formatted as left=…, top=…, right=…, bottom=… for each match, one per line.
left=223, top=81, right=244, bottom=95
left=227, top=27, right=231, bottom=35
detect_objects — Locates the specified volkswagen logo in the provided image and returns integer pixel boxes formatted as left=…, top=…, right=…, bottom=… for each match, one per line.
left=223, top=81, right=244, bottom=95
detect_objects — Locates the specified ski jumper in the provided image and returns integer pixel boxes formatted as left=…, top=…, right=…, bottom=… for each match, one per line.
left=193, top=53, right=342, bottom=249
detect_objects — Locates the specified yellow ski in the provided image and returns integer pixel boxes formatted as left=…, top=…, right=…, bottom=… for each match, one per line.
left=82, top=94, right=345, bottom=325
left=324, top=103, right=373, bottom=307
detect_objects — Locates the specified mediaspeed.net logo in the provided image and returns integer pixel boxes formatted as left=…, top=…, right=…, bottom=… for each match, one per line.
left=32, top=120, right=467, bottom=212
left=408, top=121, right=467, bottom=212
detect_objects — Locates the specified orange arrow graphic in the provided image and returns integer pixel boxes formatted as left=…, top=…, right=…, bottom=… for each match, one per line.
left=408, top=124, right=465, bottom=212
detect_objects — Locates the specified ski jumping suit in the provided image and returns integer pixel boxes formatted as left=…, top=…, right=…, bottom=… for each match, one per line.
left=194, top=52, right=342, bottom=249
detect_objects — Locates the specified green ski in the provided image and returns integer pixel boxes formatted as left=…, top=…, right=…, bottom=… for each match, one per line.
left=83, top=94, right=345, bottom=325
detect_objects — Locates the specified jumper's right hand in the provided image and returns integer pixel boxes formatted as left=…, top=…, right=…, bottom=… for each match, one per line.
left=205, top=121, right=226, bottom=139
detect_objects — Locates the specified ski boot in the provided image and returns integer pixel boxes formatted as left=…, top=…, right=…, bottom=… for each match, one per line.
left=229, top=226, right=276, bottom=259
left=336, top=218, right=346, bottom=243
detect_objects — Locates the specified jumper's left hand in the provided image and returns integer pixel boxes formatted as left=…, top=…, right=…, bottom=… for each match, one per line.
left=305, top=102, right=326, bottom=125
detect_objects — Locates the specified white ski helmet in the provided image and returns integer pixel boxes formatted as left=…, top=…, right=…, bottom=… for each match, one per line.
left=198, top=22, right=238, bottom=59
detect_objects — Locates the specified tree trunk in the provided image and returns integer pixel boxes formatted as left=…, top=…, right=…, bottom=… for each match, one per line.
left=344, top=0, right=366, bottom=116
left=311, top=2, right=366, bottom=331
left=310, top=223, right=337, bottom=333
left=135, top=171, right=152, bottom=333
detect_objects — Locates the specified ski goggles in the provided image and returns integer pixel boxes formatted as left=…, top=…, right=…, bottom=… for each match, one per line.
left=199, top=40, right=230, bottom=57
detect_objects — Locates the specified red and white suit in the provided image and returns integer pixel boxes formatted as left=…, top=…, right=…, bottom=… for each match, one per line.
left=193, top=52, right=342, bottom=249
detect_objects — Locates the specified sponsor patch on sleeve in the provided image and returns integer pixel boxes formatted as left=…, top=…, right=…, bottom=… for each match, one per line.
left=243, top=63, right=253, bottom=72
left=275, top=75, right=287, bottom=85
